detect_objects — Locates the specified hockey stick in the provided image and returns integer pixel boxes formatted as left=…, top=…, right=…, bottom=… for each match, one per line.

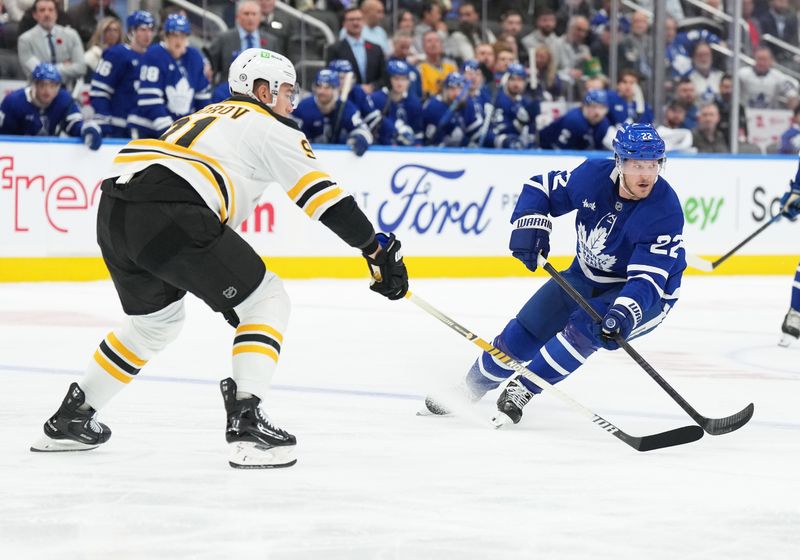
left=686, top=214, right=782, bottom=272
left=405, top=291, right=704, bottom=452
left=537, top=255, right=754, bottom=435
left=331, top=71, right=355, bottom=144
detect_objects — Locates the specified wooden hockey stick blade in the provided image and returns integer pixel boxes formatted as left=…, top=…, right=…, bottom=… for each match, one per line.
left=405, top=291, right=704, bottom=452
left=685, top=252, right=714, bottom=272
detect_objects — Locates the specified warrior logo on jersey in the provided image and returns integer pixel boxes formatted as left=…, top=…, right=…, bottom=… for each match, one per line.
left=577, top=212, right=618, bottom=272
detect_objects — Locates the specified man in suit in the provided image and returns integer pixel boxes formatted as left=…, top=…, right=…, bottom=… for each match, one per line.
left=205, top=0, right=280, bottom=86
left=16, top=0, right=85, bottom=90
left=326, top=6, right=385, bottom=93
left=259, top=0, right=294, bottom=55
left=759, top=0, right=798, bottom=66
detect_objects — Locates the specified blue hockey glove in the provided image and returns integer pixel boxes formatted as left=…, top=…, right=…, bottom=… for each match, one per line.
left=348, top=132, right=369, bottom=157
left=509, top=214, right=551, bottom=271
left=593, top=303, right=635, bottom=350
left=779, top=181, right=800, bottom=221
left=363, top=233, right=408, bottom=300
left=395, top=122, right=416, bottom=146
left=82, top=121, right=102, bottom=151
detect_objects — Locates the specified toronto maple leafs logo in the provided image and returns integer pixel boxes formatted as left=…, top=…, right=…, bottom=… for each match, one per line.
left=165, top=77, right=195, bottom=116
left=577, top=212, right=618, bottom=272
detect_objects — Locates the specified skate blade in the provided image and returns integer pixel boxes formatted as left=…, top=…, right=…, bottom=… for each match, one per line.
left=779, top=333, right=797, bottom=347
left=30, top=434, right=99, bottom=452
left=229, top=441, right=296, bottom=469
left=490, top=411, right=515, bottom=429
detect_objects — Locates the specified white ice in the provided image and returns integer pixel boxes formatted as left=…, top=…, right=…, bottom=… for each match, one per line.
left=0, top=276, right=798, bottom=559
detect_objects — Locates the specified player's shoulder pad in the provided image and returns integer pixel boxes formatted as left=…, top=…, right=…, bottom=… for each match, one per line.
left=228, top=94, right=300, bottom=131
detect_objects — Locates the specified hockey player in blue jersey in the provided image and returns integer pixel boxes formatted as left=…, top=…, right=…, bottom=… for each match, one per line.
left=292, top=69, right=372, bottom=156
left=422, top=124, right=686, bottom=426
left=328, top=59, right=381, bottom=132
left=778, top=170, right=800, bottom=347
left=129, top=14, right=211, bottom=138
left=422, top=71, right=483, bottom=147
left=369, top=60, right=423, bottom=146
left=90, top=10, right=155, bottom=138
left=488, top=63, right=538, bottom=150
left=539, top=89, right=613, bottom=151
left=607, top=69, right=653, bottom=126
left=0, top=63, right=101, bottom=150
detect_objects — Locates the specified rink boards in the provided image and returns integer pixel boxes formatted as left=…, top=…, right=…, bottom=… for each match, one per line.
left=0, top=136, right=797, bottom=281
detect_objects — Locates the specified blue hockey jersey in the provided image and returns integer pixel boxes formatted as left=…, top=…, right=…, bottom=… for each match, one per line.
left=514, top=158, right=685, bottom=314
left=0, top=87, right=85, bottom=137
left=89, top=44, right=144, bottom=137
left=369, top=87, right=423, bottom=146
left=607, top=91, right=653, bottom=126
left=422, top=94, right=483, bottom=147
left=348, top=85, right=380, bottom=131
left=293, top=96, right=370, bottom=145
left=539, top=107, right=612, bottom=151
left=129, top=43, right=211, bottom=138
left=490, top=89, right=539, bottom=149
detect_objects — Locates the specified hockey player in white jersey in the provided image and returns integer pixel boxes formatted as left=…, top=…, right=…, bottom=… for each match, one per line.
left=30, top=49, right=409, bottom=469
left=778, top=165, right=800, bottom=346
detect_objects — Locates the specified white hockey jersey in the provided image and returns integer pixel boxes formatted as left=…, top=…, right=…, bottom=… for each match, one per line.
left=108, top=96, right=348, bottom=228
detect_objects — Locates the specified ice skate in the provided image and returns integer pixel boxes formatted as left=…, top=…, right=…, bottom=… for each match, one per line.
left=220, top=378, right=297, bottom=469
left=30, top=383, right=111, bottom=452
left=491, top=378, right=534, bottom=429
left=779, top=308, right=800, bottom=347
left=417, top=378, right=484, bottom=417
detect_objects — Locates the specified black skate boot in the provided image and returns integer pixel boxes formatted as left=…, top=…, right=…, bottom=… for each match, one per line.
left=30, top=383, right=111, bottom=452
left=220, top=378, right=297, bottom=469
left=779, top=308, right=800, bottom=347
left=491, top=378, right=534, bottom=428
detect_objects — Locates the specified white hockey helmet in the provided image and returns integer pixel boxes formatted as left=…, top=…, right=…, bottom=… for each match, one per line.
left=228, top=48, right=299, bottom=108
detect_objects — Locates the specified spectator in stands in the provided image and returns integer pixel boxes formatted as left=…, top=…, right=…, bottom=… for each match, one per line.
left=608, top=69, right=653, bottom=126
left=445, top=0, right=495, bottom=66
left=422, top=71, right=482, bottom=147
left=521, top=8, right=559, bottom=62
left=89, top=10, right=154, bottom=138
left=357, top=0, right=389, bottom=55
left=206, top=1, right=277, bottom=86
left=688, top=41, right=724, bottom=102
left=619, top=10, right=653, bottom=89
left=759, top=0, right=798, bottom=66
left=370, top=60, right=423, bottom=146
left=492, top=43, right=514, bottom=79
left=17, top=0, right=85, bottom=89
left=259, top=0, right=293, bottom=55
left=553, top=15, right=591, bottom=94
left=666, top=22, right=721, bottom=80
left=539, top=89, right=612, bottom=151
left=500, top=9, right=527, bottom=66
left=0, top=62, right=101, bottom=149
left=739, top=46, right=799, bottom=109
left=555, top=0, right=592, bottom=37
left=742, top=0, right=762, bottom=55
left=83, top=15, right=121, bottom=75
left=418, top=29, right=456, bottom=99
left=413, top=0, right=447, bottom=55
left=388, top=30, right=422, bottom=98
left=129, top=14, right=211, bottom=138
left=15, top=0, right=68, bottom=36
left=473, top=41, right=494, bottom=86
left=67, top=0, right=120, bottom=47
left=692, top=102, right=729, bottom=153
left=328, top=58, right=380, bottom=131
left=326, top=6, right=386, bottom=93
left=489, top=63, right=537, bottom=150
left=779, top=105, right=800, bottom=153
left=674, top=77, right=699, bottom=129
left=531, top=45, right=562, bottom=102
left=716, top=73, right=748, bottom=142
left=292, top=68, right=372, bottom=156
left=637, top=0, right=685, bottom=21
left=656, top=99, right=695, bottom=152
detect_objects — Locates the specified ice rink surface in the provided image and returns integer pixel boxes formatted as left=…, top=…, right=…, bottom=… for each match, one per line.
left=0, top=275, right=798, bottom=559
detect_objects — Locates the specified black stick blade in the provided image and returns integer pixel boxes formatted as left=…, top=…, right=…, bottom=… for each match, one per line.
left=620, top=425, right=705, bottom=452
left=701, top=403, right=755, bottom=435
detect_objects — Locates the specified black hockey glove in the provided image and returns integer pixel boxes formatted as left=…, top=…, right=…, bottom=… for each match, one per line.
left=509, top=214, right=551, bottom=271
left=363, top=233, right=408, bottom=300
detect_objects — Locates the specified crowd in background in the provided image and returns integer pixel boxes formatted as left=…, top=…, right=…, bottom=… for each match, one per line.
left=2, top=0, right=800, bottom=155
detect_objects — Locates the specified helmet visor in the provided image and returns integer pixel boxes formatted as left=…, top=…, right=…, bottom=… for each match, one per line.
left=620, top=158, right=663, bottom=176
left=288, top=82, right=300, bottom=109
